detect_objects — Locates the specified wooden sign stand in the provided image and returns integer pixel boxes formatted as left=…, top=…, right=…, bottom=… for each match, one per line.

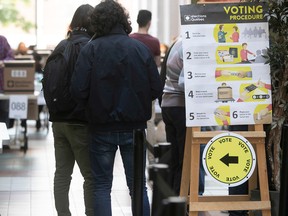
left=180, top=124, right=271, bottom=216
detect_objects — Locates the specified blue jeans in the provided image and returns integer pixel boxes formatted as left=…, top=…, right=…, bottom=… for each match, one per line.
left=89, top=131, right=150, bottom=216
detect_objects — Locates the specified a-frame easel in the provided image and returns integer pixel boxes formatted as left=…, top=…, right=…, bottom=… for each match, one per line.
left=179, top=124, right=271, bottom=216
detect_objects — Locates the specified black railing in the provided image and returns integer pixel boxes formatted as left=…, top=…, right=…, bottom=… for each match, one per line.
left=279, top=124, right=288, bottom=216
left=133, top=129, right=145, bottom=216
left=133, top=130, right=186, bottom=216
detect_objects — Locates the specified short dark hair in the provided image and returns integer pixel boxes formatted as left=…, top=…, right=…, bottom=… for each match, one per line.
left=68, top=4, right=94, bottom=36
left=90, top=0, right=132, bottom=38
left=137, top=10, right=152, bottom=27
left=233, top=26, right=238, bottom=31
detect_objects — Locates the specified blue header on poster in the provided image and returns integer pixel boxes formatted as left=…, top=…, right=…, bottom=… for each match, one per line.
left=180, top=2, right=268, bottom=25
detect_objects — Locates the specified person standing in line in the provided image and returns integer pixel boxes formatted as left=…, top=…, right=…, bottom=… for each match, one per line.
left=70, top=1, right=162, bottom=216
left=130, top=10, right=161, bottom=67
left=130, top=9, right=161, bottom=163
left=46, top=4, right=95, bottom=216
left=0, top=35, right=14, bottom=127
left=161, top=37, right=205, bottom=195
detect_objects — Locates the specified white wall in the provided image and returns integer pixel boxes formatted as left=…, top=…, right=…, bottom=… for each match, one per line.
left=36, top=0, right=102, bottom=49
left=1, top=0, right=192, bottom=50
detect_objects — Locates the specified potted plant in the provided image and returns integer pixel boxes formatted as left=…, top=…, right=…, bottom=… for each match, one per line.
left=250, top=1, right=288, bottom=215
left=264, top=0, right=288, bottom=193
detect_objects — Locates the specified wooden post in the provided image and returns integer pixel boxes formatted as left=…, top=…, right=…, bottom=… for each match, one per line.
left=180, top=125, right=271, bottom=216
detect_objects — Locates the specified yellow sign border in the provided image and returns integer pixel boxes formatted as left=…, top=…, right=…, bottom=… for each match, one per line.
left=202, top=132, right=256, bottom=187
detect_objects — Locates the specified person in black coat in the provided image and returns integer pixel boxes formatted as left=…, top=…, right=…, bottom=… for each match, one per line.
left=71, top=1, right=162, bottom=215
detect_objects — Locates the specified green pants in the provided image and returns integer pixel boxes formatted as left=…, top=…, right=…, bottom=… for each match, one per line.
left=52, top=122, right=94, bottom=216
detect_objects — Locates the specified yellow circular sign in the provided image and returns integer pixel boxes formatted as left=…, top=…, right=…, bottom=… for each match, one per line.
left=203, top=132, right=256, bottom=187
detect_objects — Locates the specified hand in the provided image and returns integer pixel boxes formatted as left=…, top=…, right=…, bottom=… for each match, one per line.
left=238, top=90, right=250, bottom=101
left=237, top=71, right=247, bottom=78
left=215, top=113, right=227, bottom=121
left=220, top=70, right=231, bottom=76
left=0, top=60, right=4, bottom=68
left=256, top=80, right=265, bottom=88
left=214, top=108, right=229, bottom=119
left=259, top=108, right=269, bottom=118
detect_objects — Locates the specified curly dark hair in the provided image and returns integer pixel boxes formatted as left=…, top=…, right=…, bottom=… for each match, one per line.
left=90, top=0, right=132, bottom=38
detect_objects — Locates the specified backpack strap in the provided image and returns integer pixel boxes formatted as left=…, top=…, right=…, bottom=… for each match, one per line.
left=63, top=36, right=88, bottom=61
left=70, top=34, right=89, bottom=45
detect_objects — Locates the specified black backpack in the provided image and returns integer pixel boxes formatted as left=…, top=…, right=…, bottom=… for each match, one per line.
left=42, top=37, right=87, bottom=114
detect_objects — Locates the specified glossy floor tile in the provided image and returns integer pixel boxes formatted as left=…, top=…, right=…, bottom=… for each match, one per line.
left=0, top=121, right=228, bottom=216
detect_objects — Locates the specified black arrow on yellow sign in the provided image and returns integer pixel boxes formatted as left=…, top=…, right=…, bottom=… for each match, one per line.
left=220, top=153, right=239, bottom=167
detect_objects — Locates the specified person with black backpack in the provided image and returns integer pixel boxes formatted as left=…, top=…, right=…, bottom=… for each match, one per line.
left=42, top=4, right=94, bottom=216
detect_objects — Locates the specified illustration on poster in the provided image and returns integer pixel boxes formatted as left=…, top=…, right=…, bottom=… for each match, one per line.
left=215, top=68, right=252, bottom=80
left=213, top=24, right=267, bottom=43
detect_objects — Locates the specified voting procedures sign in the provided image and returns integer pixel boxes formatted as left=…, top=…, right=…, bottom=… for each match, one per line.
left=180, top=2, right=272, bottom=127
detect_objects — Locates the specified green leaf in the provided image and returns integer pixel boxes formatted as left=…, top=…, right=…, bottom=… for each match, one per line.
left=0, top=0, right=34, bottom=32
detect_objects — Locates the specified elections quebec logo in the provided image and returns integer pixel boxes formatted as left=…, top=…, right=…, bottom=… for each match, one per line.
left=184, top=14, right=207, bottom=23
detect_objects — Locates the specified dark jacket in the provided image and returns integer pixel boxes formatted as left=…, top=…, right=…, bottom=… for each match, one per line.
left=48, top=31, right=91, bottom=123
left=71, top=25, right=162, bottom=131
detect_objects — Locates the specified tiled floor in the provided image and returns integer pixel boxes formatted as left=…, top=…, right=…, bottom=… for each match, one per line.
left=0, top=121, right=228, bottom=216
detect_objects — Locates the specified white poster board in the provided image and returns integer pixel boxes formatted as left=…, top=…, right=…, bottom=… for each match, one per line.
left=180, top=2, right=272, bottom=127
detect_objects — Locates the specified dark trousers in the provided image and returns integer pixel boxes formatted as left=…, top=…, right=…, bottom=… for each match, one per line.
left=229, top=125, right=249, bottom=216
left=0, top=100, right=9, bottom=127
left=52, top=122, right=94, bottom=216
left=162, top=106, right=205, bottom=195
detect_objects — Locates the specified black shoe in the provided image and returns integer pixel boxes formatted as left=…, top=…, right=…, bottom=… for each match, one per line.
left=21, top=120, right=27, bottom=128
left=8, top=119, right=15, bottom=129
left=36, top=120, right=41, bottom=131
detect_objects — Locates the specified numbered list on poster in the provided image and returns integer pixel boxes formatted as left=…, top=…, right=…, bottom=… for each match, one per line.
left=180, top=2, right=272, bottom=127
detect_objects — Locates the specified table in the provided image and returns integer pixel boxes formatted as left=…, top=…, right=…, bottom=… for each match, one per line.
left=0, top=91, right=42, bottom=152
